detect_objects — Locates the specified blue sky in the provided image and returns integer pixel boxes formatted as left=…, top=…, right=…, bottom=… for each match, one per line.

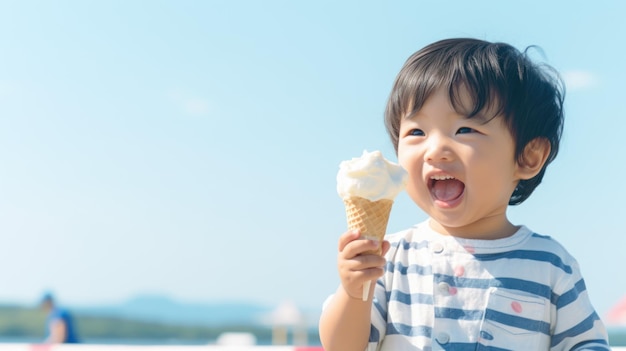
left=1, top=0, right=625, bottom=321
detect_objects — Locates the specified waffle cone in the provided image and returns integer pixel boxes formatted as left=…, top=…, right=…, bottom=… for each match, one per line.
left=343, top=197, right=393, bottom=255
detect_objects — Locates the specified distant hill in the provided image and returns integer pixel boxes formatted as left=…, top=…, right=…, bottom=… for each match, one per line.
left=0, top=304, right=45, bottom=337
left=73, top=295, right=274, bottom=327
left=68, top=294, right=322, bottom=329
left=0, top=304, right=272, bottom=343
left=0, top=299, right=321, bottom=345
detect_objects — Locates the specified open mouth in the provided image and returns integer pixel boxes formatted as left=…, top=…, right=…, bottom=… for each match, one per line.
left=428, top=175, right=465, bottom=203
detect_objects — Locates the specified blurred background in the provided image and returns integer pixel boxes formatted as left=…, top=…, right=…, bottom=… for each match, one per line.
left=1, top=0, right=625, bottom=346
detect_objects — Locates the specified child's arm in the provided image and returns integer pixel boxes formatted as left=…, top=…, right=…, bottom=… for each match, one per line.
left=45, top=318, right=68, bottom=343
left=319, top=230, right=389, bottom=351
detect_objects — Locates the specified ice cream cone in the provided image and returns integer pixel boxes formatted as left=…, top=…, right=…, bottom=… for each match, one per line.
left=343, top=197, right=394, bottom=301
left=337, top=150, right=407, bottom=302
left=343, top=197, right=393, bottom=255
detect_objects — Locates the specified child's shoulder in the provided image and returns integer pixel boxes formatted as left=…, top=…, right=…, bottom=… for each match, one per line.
left=385, top=222, right=579, bottom=264
left=520, top=228, right=579, bottom=262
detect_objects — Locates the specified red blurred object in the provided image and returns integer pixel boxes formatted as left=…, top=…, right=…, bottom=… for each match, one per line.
left=606, top=295, right=626, bottom=325
left=29, top=345, right=52, bottom=351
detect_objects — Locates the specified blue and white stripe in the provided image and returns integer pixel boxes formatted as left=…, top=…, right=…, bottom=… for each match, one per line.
left=368, top=221, right=610, bottom=351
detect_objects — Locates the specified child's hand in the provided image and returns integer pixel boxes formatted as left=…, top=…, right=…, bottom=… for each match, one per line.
left=337, top=230, right=390, bottom=301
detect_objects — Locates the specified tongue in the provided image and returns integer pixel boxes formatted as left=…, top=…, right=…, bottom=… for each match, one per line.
left=432, top=179, right=464, bottom=201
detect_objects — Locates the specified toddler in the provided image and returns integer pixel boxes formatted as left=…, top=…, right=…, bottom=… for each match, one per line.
left=319, top=38, right=609, bottom=351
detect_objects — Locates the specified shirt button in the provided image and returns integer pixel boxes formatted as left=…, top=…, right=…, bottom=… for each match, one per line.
left=436, top=332, right=450, bottom=344
left=438, top=282, right=450, bottom=294
left=431, top=242, right=444, bottom=253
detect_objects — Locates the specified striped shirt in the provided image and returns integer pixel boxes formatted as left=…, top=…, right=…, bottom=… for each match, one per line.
left=368, top=221, right=609, bottom=351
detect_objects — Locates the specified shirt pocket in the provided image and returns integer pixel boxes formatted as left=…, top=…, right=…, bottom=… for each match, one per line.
left=478, top=288, right=550, bottom=350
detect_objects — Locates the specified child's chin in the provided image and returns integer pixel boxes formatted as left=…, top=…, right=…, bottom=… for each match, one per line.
left=428, top=213, right=471, bottom=231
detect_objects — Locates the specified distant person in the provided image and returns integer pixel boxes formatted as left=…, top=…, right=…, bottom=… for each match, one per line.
left=40, top=293, right=79, bottom=344
left=319, top=38, right=610, bottom=350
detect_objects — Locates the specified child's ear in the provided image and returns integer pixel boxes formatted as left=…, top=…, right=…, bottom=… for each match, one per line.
left=516, top=137, right=551, bottom=180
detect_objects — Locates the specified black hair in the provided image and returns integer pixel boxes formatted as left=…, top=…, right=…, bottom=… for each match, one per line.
left=384, top=38, right=565, bottom=205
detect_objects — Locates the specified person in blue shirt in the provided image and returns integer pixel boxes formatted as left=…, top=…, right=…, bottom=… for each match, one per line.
left=40, top=293, right=79, bottom=344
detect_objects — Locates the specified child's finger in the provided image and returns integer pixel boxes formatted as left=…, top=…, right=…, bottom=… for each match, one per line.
left=381, top=240, right=391, bottom=256
left=338, top=229, right=360, bottom=252
left=340, top=238, right=381, bottom=259
left=339, top=250, right=386, bottom=269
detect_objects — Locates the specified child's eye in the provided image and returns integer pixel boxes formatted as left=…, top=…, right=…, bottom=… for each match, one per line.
left=456, top=127, right=476, bottom=134
left=408, top=129, right=425, bottom=136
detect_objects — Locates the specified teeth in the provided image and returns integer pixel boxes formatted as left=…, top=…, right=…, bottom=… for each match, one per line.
left=430, top=175, right=455, bottom=180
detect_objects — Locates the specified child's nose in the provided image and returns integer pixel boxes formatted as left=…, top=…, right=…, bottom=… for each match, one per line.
left=424, top=135, right=453, bottom=162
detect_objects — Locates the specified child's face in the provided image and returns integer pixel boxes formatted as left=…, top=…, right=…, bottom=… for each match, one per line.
left=397, top=88, right=524, bottom=239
